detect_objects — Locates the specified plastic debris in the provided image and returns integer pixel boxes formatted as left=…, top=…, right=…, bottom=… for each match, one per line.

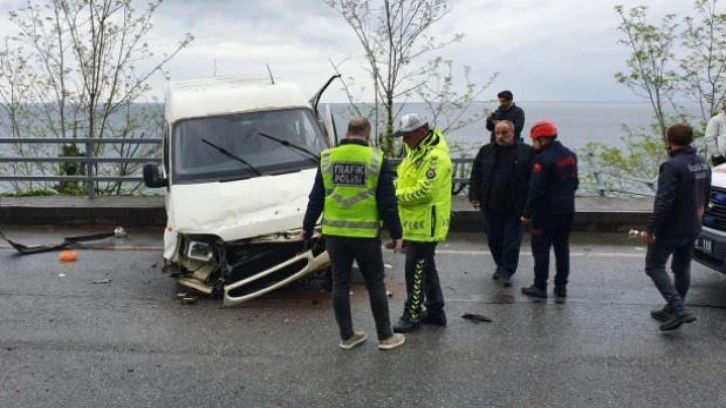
left=92, top=278, right=112, bottom=284
left=114, top=226, right=127, bottom=239
left=384, top=263, right=393, bottom=270
left=461, top=313, right=492, bottom=323
left=181, top=296, right=198, bottom=305
left=58, top=273, right=66, bottom=278
left=59, top=250, right=78, bottom=262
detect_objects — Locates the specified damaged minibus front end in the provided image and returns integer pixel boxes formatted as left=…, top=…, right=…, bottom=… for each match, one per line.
left=144, top=76, right=338, bottom=306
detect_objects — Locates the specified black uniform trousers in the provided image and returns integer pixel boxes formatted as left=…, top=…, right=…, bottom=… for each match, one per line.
left=402, top=241, right=444, bottom=321
left=531, top=214, right=573, bottom=291
left=325, top=236, right=393, bottom=341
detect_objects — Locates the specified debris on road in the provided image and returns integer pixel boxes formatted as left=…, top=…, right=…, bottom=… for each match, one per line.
left=0, top=229, right=115, bottom=255
left=114, top=226, right=128, bottom=238
left=92, top=278, right=112, bottom=284
left=461, top=313, right=492, bottom=323
left=58, top=273, right=66, bottom=278
left=180, top=296, right=198, bottom=305
left=59, top=250, right=78, bottom=262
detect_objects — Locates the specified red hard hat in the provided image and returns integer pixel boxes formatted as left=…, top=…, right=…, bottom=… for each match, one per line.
left=530, top=120, right=558, bottom=139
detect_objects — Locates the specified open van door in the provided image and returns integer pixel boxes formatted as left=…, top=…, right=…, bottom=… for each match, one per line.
left=309, top=74, right=341, bottom=120
left=324, top=104, right=339, bottom=146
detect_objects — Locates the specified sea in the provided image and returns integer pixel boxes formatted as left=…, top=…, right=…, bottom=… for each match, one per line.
left=323, top=101, right=704, bottom=154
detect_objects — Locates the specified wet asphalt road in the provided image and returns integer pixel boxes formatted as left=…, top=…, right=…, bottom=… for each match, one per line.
left=1, top=227, right=725, bottom=408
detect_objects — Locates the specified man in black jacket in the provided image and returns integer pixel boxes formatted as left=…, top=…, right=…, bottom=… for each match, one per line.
left=486, top=90, right=525, bottom=143
left=520, top=120, right=578, bottom=300
left=643, top=124, right=711, bottom=331
left=469, top=120, right=534, bottom=287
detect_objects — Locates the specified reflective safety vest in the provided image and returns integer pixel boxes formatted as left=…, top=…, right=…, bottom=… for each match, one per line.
left=321, top=143, right=383, bottom=238
left=396, top=129, right=452, bottom=242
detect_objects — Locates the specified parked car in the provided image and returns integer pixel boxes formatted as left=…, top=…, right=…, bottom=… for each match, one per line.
left=694, top=164, right=726, bottom=274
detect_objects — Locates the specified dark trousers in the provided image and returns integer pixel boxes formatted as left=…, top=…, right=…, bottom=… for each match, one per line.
left=483, top=210, right=523, bottom=279
left=403, top=241, right=444, bottom=321
left=644, top=234, right=697, bottom=315
left=325, top=236, right=393, bottom=341
left=531, top=214, right=573, bottom=291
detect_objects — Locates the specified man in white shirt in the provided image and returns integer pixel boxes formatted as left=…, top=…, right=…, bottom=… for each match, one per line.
left=705, top=99, right=726, bottom=166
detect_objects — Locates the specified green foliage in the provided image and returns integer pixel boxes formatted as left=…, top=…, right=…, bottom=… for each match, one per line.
left=1, top=189, right=56, bottom=197
left=598, top=1, right=726, bottom=191
left=54, top=143, right=86, bottom=196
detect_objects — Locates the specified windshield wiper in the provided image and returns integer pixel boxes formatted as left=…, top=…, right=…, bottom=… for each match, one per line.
left=201, top=138, right=262, bottom=176
left=258, top=132, right=320, bottom=164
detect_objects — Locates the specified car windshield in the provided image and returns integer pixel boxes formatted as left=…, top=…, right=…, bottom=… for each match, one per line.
left=171, top=108, right=328, bottom=184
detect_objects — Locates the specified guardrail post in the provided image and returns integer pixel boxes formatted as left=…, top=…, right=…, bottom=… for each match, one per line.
left=587, top=153, right=605, bottom=197
left=86, top=139, right=95, bottom=197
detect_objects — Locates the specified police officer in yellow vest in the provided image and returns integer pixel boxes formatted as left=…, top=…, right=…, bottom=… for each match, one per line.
left=392, top=113, right=453, bottom=333
left=302, top=116, right=406, bottom=351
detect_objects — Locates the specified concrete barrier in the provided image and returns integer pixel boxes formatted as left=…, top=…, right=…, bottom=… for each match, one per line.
left=0, top=195, right=653, bottom=232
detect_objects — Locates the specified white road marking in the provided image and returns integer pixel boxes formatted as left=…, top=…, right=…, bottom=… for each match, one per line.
left=433, top=249, right=645, bottom=258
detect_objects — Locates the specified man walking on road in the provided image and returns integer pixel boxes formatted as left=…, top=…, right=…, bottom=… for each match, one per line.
left=643, top=123, right=711, bottom=331
left=469, top=120, right=534, bottom=287
left=520, top=120, right=578, bottom=300
left=486, top=90, right=525, bottom=143
left=392, top=113, right=452, bottom=333
left=302, top=116, right=405, bottom=350
left=705, top=99, right=726, bottom=166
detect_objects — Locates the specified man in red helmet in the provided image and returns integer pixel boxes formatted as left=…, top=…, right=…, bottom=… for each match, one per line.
left=520, top=120, right=578, bottom=299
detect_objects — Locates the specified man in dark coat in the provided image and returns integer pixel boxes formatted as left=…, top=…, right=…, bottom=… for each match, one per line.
left=486, top=90, right=525, bottom=143
left=469, top=120, right=534, bottom=287
left=520, top=120, right=578, bottom=300
left=643, top=123, right=711, bottom=331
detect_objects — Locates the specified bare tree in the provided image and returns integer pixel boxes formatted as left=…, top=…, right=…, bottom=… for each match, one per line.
left=0, top=0, right=192, bottom=195
left=325, top=0, right=492, bottom=155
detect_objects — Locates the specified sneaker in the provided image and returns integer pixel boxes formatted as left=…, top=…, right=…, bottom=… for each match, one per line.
left=421, top=310, right=447, bottom=326
left=393, top=317, right=422, bottom=333
left=650, top=306, right=674, bottom=322
left=492, top=272, right=500, bottom=281
left=378, top=333, right=406, bottom=350
left=554, top=286, right=567, bottom=298
left=339, top=331, right=367, bottom=350
left=660, top=313, right=697, bottom=331
left=521, top=285, right=547, bottom=299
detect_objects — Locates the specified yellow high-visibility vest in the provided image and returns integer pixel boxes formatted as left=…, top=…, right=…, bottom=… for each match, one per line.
left=321, top=143, right=383, bottom=238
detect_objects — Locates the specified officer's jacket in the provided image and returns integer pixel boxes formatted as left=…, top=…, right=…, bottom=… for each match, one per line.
left=523, top=140, right=579, bottom=219
left=648, top=146, right=711, bottom=236
left=396, top=129, right=452, bottom=242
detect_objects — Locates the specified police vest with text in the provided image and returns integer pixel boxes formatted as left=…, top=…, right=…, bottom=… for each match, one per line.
left=321, top=144, right=383, bottom=238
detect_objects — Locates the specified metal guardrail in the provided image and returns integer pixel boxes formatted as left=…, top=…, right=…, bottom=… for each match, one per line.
left=0, top=137, right=162, bottom=196
left=0, top=137, right=657, bottom=198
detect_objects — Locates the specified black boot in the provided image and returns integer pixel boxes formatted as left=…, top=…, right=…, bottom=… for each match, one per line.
left=650, top=305, right=674, bottom=322
left=660, top=312, right=697, bottom=331
left=521, top=285, right=547, bottom=299
left=421, top=310, right=447, bottom=326
left=393, top=317, right=422, bottom=333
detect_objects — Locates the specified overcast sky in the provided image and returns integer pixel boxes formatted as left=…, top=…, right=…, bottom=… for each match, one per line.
left=0, top=0, right=705, bottom=102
